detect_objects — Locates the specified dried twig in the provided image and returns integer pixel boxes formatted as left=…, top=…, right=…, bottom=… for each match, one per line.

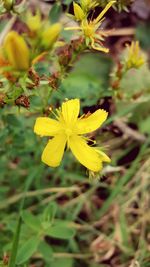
left=114, top=119, right=146, bottom=143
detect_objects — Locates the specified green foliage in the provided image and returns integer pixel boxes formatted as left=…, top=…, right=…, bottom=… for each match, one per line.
left=16, top=237, right=40, bottom=265
left=136, top=23, right=150, bottom=50
left=120, top=64, right=150, bottom=98
left=52, top=53, right=112, bottom=106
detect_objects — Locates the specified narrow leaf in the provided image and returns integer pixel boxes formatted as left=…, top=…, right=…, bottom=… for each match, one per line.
left=16, top=237, right=39, bottom=265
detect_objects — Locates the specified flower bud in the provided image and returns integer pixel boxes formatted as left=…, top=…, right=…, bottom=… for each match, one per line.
left=2, top=0, right=13, bottom=10
left=4, top=31, right=30, bottom=70
left=26, top=10, right=41, bottom=33
left=73, top=2, right=85, bottom=21
left=80, top=0, right=97, bottom=11
left=41, top=23, right=62, bottom=50
left=125, top=41, right=145, bottom=69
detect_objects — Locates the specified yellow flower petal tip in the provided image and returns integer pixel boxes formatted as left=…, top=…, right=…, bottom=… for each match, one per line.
left=3, top=31, right=30, bottom=71
left=34, top=99, right=110, bottom=172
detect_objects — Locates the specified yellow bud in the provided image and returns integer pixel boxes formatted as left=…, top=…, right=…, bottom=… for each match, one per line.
left=2, top=0, right=13, bottom=10
left=73, top=2, right=85, bottom=21
left=3, top=31, right=30, bottom=71
left=26, top=10, right=41, bottom=33
left=41, top=23, right=62, bottom=49
left=80, top=0, right=90, bottom=9
left=80, top=0, right=97, bottom=11
left=125, top=41, right=145, bottom=69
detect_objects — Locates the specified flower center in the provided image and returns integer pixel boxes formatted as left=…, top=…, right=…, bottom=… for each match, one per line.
left=65, top=128, right=73, bottom=137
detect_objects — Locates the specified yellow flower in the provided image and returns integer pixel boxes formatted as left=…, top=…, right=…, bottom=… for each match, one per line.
left=34, top=99, right=110, bottom=172
left=125, top=41, right=145, bottom=69
left=41, top=23, right=62, bottom=49
left=66, top=1, right=116, bottom=52
left=3, top=31, right=30, bottom=70
left=26, top=10, right=42, bottom=33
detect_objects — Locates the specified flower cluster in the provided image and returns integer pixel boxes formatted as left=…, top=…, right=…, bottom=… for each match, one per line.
left=66, top=0, right=116, bottom=52
left=0, top=21, right=62, bottom=73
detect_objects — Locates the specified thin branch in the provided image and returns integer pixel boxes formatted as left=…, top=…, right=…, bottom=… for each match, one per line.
left=0, top=186, right=80, bottom=209
left=114, top=119, right=146, bottom=143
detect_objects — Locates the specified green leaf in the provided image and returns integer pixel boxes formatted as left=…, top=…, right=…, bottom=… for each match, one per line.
left=3, top=114, right=21, bottom=127
left=139, top=117, right=150, bottom=134
left=49, top=258, right=73, bottom=267
left=136, top=23, right=150, bottom=50
left=16, top=237, right=40, bottom=265
left=63, top=0, right=73, bottom=4
left=120, top=65, right=150, bottom=98
left=8, top=218, right=22, bottom=267
left=45, top=225, right=75, bottom=240
left=34, top=62, right=50, bottom=76
left=52, top=53, right=112, bottom=107
left=8, top=169, right=38, bottom=267
left=49, top=3, right=62, bottom=24
left=21, top=210, right=41, bottom=232
left=38, top=241, right=53, bottom=262
left=42, top=202, right=57, bottom=223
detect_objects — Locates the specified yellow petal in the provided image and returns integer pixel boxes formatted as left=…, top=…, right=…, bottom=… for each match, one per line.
left=91, top=38, right=109, bottom=53
left=34, top=117, right=62, bottom=136
left=61, top=99, right=80, bottom=126
left=95, top=149, right=111, bottom=163
left=3, top=31, right=30, bottom=71
left=77, top=109, right=108, bottom=134
left=94, top=1, right=116, bottom=24
left=68, top=135, right=103, bottom=172
left=42, top=134, right=67, bottom=167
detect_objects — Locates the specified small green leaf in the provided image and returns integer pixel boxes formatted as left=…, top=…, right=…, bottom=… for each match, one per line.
left=38, top=241, right=53, bottom=262
left=49, top=257, right=73, bottom=267
left=49, top=3, right=62, bottom=24
left=42, top=202, right=57, bottom=223
left=21, top=210, right=41, bottom=232
left=45, top=225, right=75, bottom=240
left=16, top=237, right=39, bottom=265
left=34, top=62, right=50, bottom=76
left=140, top=117, right=150, bottom=134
